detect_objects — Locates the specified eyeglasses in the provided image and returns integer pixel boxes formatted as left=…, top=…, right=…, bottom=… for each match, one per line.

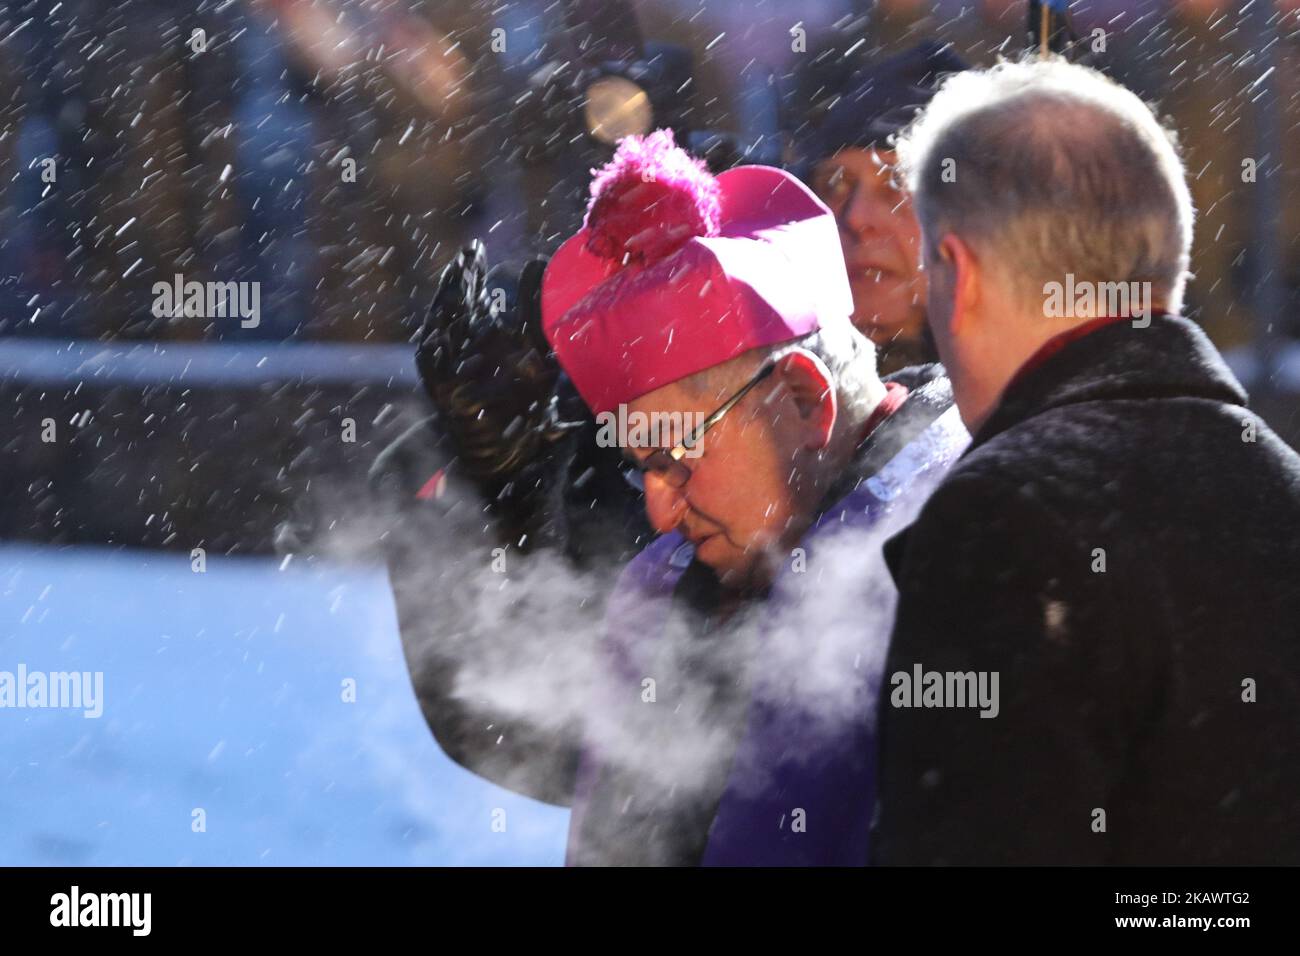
left=621, top=362, right=776, bottom=492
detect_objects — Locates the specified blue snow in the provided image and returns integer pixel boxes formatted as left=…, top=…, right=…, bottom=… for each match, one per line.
left=0, top=544, right=569, bottom=866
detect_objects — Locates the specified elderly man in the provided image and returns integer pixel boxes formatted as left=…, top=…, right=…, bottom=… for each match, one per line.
left=805, top=41, right=969, bottom=373
left=876, top=57, right=1300, bottom=864
left=542, top=130, right=969, bottom=865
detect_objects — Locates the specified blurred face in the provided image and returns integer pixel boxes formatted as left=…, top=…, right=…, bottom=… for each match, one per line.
left=624, top=369, right=825, bottom=589
left=812, top=147, right=926, bottom=348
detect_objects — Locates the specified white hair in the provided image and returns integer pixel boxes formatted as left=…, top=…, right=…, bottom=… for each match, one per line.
left=893, top=56, right=1195, bottom=313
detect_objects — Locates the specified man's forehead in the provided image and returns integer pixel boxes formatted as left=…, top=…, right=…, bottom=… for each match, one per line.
left=628, top=378, right=723, bottom=414
left=627, top=383, right=680, bottom=416
left=834, top=144, right=897, bottom=162
left=819, top=146, right=899, bottom=178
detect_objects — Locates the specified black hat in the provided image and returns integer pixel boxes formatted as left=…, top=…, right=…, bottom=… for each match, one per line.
left=805, top=39, right=970, bottom=167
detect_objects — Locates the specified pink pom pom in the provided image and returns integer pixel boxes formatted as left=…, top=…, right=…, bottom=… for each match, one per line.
left=584, top=129, right=722, bottom=265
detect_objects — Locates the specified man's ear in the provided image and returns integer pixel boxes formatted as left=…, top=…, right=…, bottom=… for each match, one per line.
left=771, top=349, right=837, bottom=450
left=937, top=233, right=980, bottom=337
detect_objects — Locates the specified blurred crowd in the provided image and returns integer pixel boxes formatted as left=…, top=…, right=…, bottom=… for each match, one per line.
left=0, top=0, right=1296, bottom=348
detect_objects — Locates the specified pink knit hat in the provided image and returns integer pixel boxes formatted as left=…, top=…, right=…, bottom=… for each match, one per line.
left=541, top=130, right=853, bottom=415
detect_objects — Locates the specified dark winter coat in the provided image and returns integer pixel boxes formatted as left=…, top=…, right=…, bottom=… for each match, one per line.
left=874, top=313, right=1300, bottom=865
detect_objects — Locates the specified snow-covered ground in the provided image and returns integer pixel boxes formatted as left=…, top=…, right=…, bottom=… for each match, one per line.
left=0, top=544, right=568, bottom=866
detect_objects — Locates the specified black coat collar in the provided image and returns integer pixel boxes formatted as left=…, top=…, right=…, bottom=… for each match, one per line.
left=883, top=315, right=1248, bottom=585
left=967, top=313, right=1248, bottom=454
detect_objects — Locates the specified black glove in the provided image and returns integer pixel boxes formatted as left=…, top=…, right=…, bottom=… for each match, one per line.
left=414, top=241, right=585, bottom=541
left=415, top=241, right=576, bottom=481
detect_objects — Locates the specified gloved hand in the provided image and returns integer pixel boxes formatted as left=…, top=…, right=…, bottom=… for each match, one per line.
left=415, top=240, right=577, bottom=487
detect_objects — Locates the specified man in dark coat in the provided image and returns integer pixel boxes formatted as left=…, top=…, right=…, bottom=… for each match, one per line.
left=874, top=56, right=1300, bottom=864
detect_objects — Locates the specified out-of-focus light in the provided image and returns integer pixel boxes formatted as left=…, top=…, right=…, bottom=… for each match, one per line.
left=584, top=75, right=654, bottom=145
left=1169, top=0, right=1232, bottom=18
left=978, top=0, right=1022, bottom=20
left=877, top=0, right=928, bottom=16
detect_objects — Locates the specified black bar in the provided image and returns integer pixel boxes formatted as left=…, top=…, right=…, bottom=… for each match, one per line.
left=0, top=866, right=1283, bottom=942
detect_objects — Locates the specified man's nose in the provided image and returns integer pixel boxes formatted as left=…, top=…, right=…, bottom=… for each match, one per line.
left=839, top=181, right=884, bottom=239
left=642, top=473, right=689, bottom=535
